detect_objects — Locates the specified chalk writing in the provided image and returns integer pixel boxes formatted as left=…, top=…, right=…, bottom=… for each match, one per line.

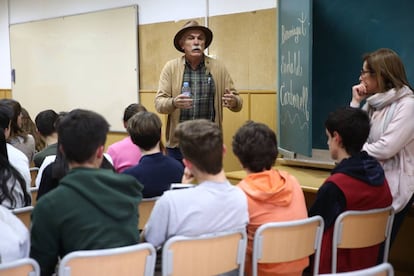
left=281, top=12, right=308, bottom=44
left=279, top=80, right=309, bottom=122
left=280, top=50, right=303, bottom=76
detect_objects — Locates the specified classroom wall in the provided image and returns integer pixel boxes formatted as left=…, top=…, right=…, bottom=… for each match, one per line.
left=136, top=9, right=277, bottom=171
left=0, top=0, right=276, bottom=88
left=1, top=0, right=278, bottom=172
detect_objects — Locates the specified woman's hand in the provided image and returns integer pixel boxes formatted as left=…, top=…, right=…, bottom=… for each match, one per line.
left=351, top=83, right=368, bottom=106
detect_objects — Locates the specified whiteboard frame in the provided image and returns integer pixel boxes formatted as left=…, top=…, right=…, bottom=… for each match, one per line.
left=9, top=5, right=139, bottom=131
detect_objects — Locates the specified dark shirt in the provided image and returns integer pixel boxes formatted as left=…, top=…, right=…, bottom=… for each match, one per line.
left=123, top=152, right=184, bottom=198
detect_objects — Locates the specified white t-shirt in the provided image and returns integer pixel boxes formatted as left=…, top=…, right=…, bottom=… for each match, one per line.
left=35, top=154, right=114, bottom=187
left=0, top=205, right=30, bottom=263
left=6, top=143, right=31, bottom=192
left=144, top=180, right=249, bottom=248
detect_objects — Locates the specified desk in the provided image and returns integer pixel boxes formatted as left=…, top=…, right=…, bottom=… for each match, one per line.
left=226, top=164, right=330, bottom=193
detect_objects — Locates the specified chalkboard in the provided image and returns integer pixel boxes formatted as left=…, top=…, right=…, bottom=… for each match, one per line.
left=312, top=0, right=414, bottom=149
left=278, top=0, right=414, bottom=160
left=277, top=0, right=313, bottom=156
left=9, top=6, right=139, bottom=131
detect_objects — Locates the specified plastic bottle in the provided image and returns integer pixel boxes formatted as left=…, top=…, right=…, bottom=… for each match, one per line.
left=181, top=81, right=191, bottom=97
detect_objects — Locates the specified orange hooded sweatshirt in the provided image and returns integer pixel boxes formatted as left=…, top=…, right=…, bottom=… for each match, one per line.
left=238, top=169, right=309, bottom=276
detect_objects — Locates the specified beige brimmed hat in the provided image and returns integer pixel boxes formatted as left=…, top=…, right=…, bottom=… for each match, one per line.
left=174, top=20, right=213, bottom=53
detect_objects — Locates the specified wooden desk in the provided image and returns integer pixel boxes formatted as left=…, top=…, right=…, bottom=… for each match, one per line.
left=226, top=164, right=330, bottom=193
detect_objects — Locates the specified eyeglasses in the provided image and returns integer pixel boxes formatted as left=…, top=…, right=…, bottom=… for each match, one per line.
left=360, top=69, right=374, bottom=76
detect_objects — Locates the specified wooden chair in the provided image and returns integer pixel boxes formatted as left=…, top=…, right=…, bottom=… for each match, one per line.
left=162, top=229, right=247, bottom=276
left=58, top=243, right=157, bottom=276
left=320, top=262, right=394, bottom=276
left=138, top=196, right=159, bottom=231
left=331, top=206, right=394, bottom=273
left=29, top=167, right=39, bottom=187
left=12, top=206, right=34, bottom=230
left=0, top=257, right=40, bottom=276
left=30, top=186, right=38, bottom=206
left=252, top=216, right=324, bottom=276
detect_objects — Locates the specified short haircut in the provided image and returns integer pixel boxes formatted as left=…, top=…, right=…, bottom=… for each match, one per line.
left=123, top=103, right=147, bottom=123
left=175, top=119, right=223, bottom=174
left=325, top=107, right=370, bottom=155
left=58, top=109, right=109, bottom=163
left=127, top=111, right=161, bottom=151
left=35, top=109, right=59, bottom=136
left=232, top=121, right=278, bottom=173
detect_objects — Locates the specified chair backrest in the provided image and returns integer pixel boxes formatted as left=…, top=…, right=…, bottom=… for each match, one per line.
left=320, top=262, right=394, bottom=276
left=331, top=206, right=394, bottom=273
left=162, top=229, right=247, bottom=276
left=0, top=258, right=40, bottom=276
left=12, top=206, right=34, bottom=230
left=58, top=243, right=156, bottom=276
left=252, top=215, right=324, bottom=276
left=29, top=167, right=39, bottom=187
left=30, top=187, right=38, bottom=206
left=138, top=197, right=160, bottom=231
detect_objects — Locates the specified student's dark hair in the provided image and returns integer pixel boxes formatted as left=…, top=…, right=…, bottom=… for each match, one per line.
left=0, top=105, right=13, bottom=129
left=325, top=107, right=370, bottom=155
left=123, top=103, right=147, bottom=123
left=175, top=119, right=223, bottom=174
left=0, top=128, right=31, bottom=208
left=0, top=99, right=29, bottom=143
left=58, top=109, right=109, bottom=163
left=35, top=109, right=59, bottom=136
left=232, top=121, right=278, bottom=173
left=127, top=111, right=162, bottom=151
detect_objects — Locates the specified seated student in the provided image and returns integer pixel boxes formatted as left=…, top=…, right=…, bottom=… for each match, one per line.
left=30, top=109, right=143, bottom=276
left=34, top=112, right=114, bottom=190
left=232, top=121, right=308, bottom=276
left=123, top=111, right=184, bottom=198
left=0, top=205, right=30, bottom=263
left=107, top=103, right=147, bottom=172
left=0, top=104, right=31, bottom=190
left=33, top=109, right=59, bottom=168
left=141, top=119, right=248, bottom=249
left=0, top=99, right=36, bottom=162
left=308, top=107, right=392, bottom=274
left=21, top=107, right=45, bottom=153
left=0, top=106, right=31, bottom=209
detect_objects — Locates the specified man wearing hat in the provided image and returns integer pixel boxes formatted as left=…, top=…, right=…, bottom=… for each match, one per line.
left=155, top=20, right=243, bottom=163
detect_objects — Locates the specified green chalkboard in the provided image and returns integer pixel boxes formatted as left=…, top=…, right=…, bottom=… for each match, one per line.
left=312, top=0, right=414, bottom=149
left=277, top=0, right=313, bottom=156
left=278, top=0, right=414, bottom=158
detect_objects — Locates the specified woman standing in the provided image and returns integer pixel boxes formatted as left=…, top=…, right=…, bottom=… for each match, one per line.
left=350, top=48, right=414, bottom=244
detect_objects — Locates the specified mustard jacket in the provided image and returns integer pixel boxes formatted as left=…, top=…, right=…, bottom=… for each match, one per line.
left=155, top=55, right=242, bottom=148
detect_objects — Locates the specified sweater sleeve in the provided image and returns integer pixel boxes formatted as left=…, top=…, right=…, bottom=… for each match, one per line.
left=143, top=194, right=171, bottom=248
left=30, top=199, right=60, bottom=276
left=308, top=182, right=346, bottom=230
left=363, top=98, right=414, bottom=160
left=155, top=60, right=178, bottom=114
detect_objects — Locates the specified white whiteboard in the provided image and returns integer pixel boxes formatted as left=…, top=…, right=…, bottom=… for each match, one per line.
left=9, top=6, right=138, bottom=131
